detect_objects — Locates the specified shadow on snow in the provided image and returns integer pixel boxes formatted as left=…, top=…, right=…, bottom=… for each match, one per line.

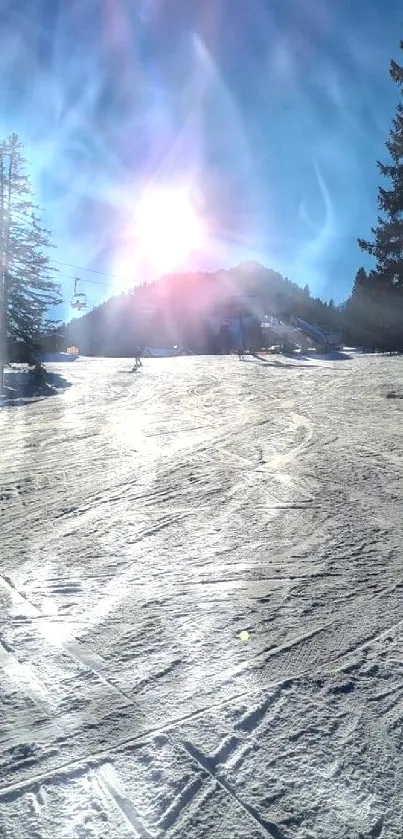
left=0, top=369, right=72, bottom=407
left=250, top=350, right=351, bottom=367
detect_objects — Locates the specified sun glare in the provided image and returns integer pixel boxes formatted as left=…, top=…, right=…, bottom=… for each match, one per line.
left=132, top=186, right=204, bottom=274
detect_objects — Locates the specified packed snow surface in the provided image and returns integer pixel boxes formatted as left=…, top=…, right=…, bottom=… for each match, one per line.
left=1, top=353, right=403, bottom=838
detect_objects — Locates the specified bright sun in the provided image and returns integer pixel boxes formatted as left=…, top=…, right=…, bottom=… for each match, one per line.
left=132, top=186, right=204, bottom=274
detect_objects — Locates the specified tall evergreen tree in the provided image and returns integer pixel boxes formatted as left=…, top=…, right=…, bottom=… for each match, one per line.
left=1, top=133, right=62, bottom=360
left=352, top=267, right=370, bottom=293
left=358, top=44, right=403, bottom=288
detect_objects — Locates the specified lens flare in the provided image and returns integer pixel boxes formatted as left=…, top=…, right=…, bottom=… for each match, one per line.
left=130, top=186, right=204, bottom=275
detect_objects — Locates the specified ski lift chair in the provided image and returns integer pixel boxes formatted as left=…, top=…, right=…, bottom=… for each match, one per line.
left=71, top=278, right=87, bottom=311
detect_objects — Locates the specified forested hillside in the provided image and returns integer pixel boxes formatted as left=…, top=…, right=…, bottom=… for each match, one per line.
left=59, top=262, right=341, bottom=356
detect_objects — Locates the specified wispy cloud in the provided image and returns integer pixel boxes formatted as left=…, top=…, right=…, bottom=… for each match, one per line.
left=0, top=0, right=401, bottom=306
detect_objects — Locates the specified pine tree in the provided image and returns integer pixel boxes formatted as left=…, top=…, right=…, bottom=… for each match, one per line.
left=358, top=44, right=403, bottom=287
left=1, top=133, right=62, bottom=362
left=352, top=267, right=370, bottom=293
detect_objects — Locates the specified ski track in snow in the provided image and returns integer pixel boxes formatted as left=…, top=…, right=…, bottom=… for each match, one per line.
left=1, top=354, right=403, bottom=837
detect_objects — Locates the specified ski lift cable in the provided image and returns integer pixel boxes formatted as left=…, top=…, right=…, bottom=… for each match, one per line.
left=57, top=272, right=110, bottom=287
left=51, top=258, right=135, bottom=282
left=7, top=211, right=136, bottom=285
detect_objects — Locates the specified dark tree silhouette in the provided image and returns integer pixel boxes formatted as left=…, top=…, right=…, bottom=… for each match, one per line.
left=359, top=50, right=403, bottom=288
left=1, top=134, right=61, bottom=363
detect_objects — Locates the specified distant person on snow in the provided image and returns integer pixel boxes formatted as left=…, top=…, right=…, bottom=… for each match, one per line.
left=131, top=347, right=143, bottom=372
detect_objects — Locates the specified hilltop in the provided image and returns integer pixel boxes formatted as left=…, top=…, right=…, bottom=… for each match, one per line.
left=62, top=262, right=340, bottom=356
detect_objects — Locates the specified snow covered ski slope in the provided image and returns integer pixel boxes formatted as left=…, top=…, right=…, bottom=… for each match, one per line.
left=1, top=353, right=403, bottom=838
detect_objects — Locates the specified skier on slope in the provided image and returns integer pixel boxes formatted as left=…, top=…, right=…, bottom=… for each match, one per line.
left=131, top=347, right=143, bottom=372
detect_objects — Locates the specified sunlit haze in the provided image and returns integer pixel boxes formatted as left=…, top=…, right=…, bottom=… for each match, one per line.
left=1, top=0, right=402, bottom=315
left=125, top=186, right=205, bottom=278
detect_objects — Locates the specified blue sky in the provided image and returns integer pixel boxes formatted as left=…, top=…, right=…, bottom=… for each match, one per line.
left=1, top=0, right=402, bottom=314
